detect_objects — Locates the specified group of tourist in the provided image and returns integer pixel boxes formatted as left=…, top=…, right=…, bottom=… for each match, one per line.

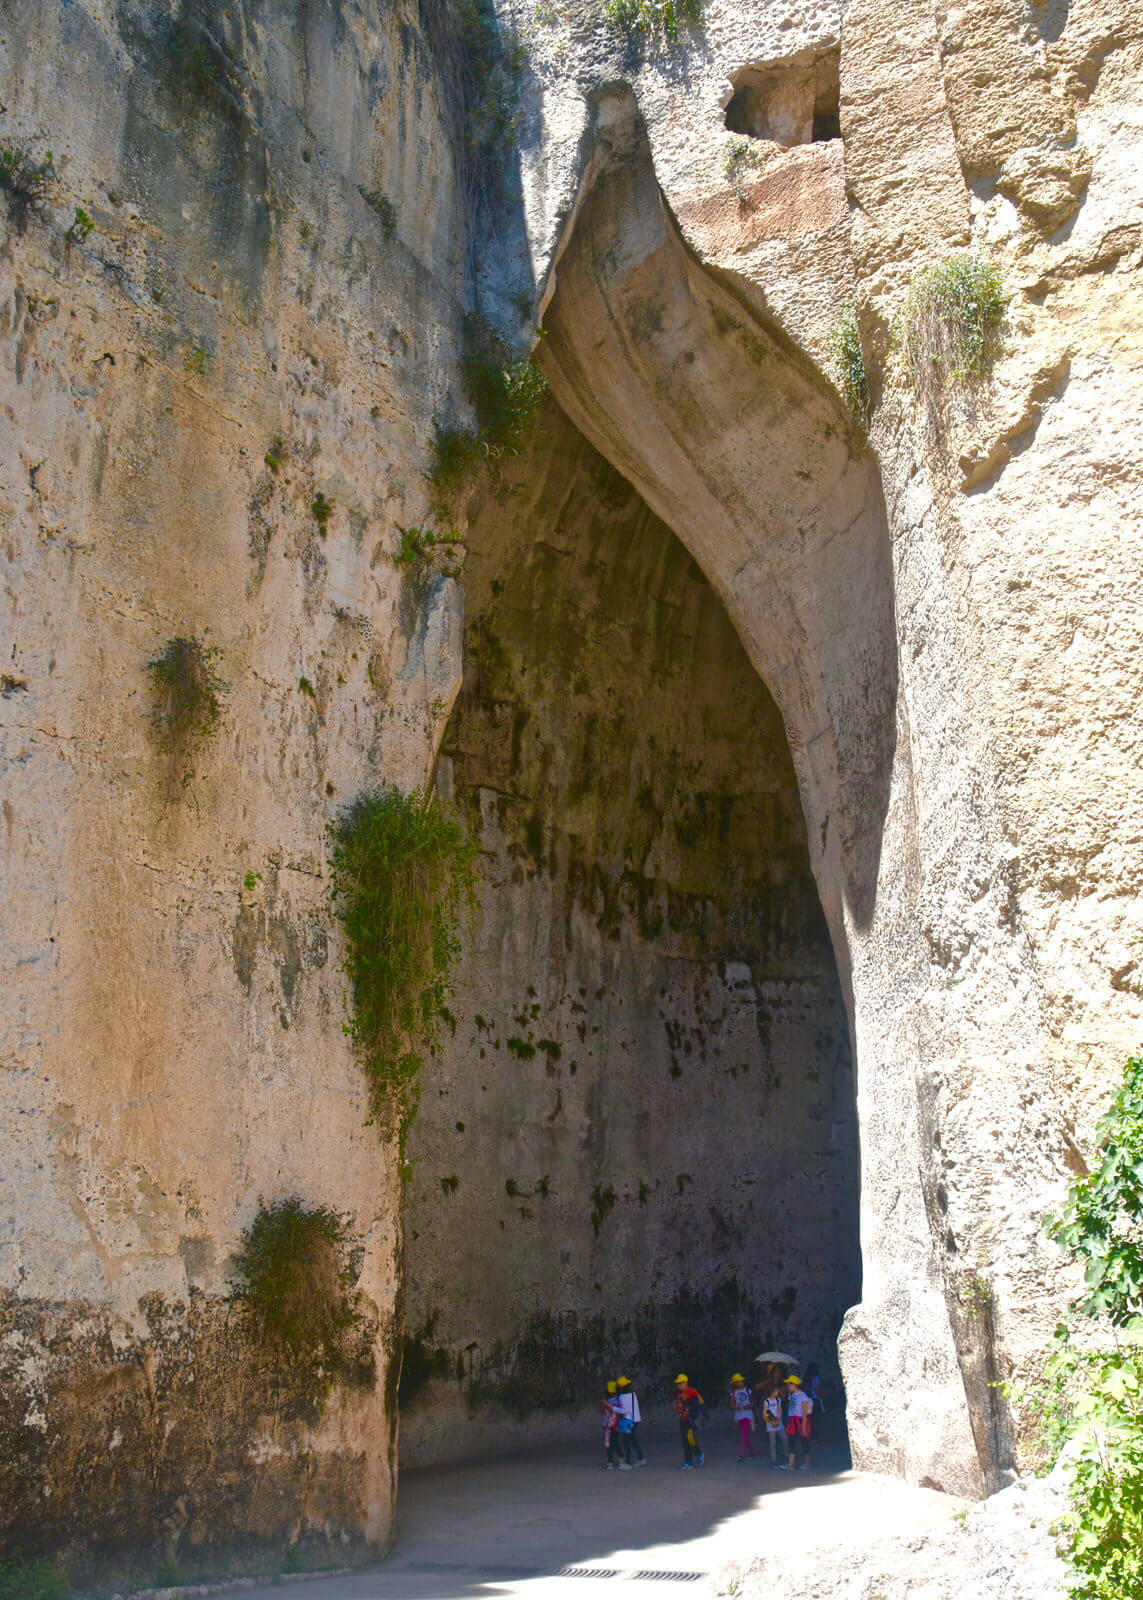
left=598, top=1365, right=820, bottom=1471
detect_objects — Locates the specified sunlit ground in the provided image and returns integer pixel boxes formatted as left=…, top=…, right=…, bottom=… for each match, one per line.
left=236, top=1431, right=965, bottom=1600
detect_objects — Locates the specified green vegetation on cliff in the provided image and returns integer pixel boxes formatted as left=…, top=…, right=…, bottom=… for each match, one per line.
left=828, top=302, right=870, bottom=425
left=1038, top=1056, right=1143, bottom=1599
left=895, top=255, right=1006, bottom=392
left=603, top=0, right=703, bottom=42
left=146, top=636, right=226, bottom=790
left=328, top=788, right=477, bottom=1160
left=230, top=1197, right=373, bottom=1395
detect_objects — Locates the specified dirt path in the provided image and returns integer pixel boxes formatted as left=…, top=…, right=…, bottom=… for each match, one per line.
left=232, top=1432, right=964, bottom=1600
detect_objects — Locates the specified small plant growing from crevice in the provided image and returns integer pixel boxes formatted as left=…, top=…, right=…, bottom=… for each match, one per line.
left=602, top=0, right=703, bottom=43
left=164, top=17, right=241, bottom=119
left=328, top=787, right=478, bottom=1164
left=183, top=341, right=209, bottom=376
left=264, top=436, right=285, bottom=472
left=146, top=636, right=225, bottom=780
left=311, top=492, right=333, bottom=535
left=723, top=139, right=753, bottom=203
left=229, top=1196, right=373, bottom=1394
left=894, top=255, right=1007, bottom=395
left=0, top=145, right=54, bottom=233
left=827, top=301, right=870, bottom=424
left=63, top=206, right=94, bottom=247
left=359, top=187, right=396, bottom=240
left=394, top=524, right=463, bottom=579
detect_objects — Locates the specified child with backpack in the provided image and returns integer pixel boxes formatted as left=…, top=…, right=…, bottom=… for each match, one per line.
left=674, top=1373, right=705, bottom=1468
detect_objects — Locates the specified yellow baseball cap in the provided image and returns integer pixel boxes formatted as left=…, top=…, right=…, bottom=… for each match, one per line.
left=674, top=1373, right=688, bottom=1384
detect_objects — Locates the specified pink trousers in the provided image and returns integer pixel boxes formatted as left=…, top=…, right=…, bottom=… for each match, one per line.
left=737, top=1418, right=754, bottom=1455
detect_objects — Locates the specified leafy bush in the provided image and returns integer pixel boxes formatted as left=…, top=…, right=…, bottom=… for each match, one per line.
left=230, top=1197, right=370, bottom=1386
left=0, top=1552, right=69, bottom=1600
left=603, top=0, right=703, bottom=42
left=894, top=255, right=1006, bottom=392
left=0, top=145, right=54, bottom=232
left=723, top=139, right=753, bottom=203
left=146, top=637, right=225, bottom=767
left=1042, top=1056, right=1143, bottom=1600
left=328, top=788, right=477, bottom=1160
left=828, top=302, right=870, bottom=424
left=433, top=318, right=549, bottom=494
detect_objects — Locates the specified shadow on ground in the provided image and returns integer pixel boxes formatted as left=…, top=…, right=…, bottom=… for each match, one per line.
left=235, top=1429, right=863, bottom=1600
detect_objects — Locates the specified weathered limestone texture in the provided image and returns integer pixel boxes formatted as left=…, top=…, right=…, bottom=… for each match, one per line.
left=1, top=0, right=469, bottom=1576
left=3, top=0, right=1143, bottom=1572
left=402, top=407, right=858, bottom=1466
left=482, top=0, right=1143, bottom=1498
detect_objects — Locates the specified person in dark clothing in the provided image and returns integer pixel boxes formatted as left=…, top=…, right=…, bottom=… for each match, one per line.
left=674, top=1373, right=705, bottom=1468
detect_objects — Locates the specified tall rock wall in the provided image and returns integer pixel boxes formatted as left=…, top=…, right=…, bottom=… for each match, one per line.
left=1, top=0, right=1142, bottom=1578
left=0, top=0, right=468, bottom=1577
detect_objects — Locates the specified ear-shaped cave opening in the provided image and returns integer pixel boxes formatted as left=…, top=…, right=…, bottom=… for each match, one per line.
left=398, top=404, right=861, bottom=1468
left=399, top=81, right=896, bottom=1476
left=724, top=44, right=841, bottom=147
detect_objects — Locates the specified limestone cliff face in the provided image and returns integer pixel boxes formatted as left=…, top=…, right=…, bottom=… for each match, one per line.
left=492, top=0, right=1143, bottom=1497
left=1, top=0, right=467, bottom=1576
left=2, top=0, right=1143, bottom=1577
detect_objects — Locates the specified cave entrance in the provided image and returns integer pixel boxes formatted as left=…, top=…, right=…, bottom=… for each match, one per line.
left=397, top=402, right=861, bottom=1469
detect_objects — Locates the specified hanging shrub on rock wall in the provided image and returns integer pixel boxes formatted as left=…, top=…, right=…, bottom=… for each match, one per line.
left=328, top=787, right=478, bottom=1165
left=229, top=1196, right=374, bottom=1398
left=894, top=254, right=1007, bottom=395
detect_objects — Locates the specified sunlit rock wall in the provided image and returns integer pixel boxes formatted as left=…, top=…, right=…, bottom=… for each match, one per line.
left=0, top=0, right=468, bottom=1576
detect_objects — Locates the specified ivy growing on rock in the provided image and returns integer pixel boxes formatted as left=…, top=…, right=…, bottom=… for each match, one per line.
left=328, top=788, right=478, bottom=1164
left=432, top=317, right=549, bottom=496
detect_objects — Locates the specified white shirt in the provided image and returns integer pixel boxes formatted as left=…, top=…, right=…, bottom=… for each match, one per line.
left=763, top=1396, right=783, bottom=1429
left=787, top=1389, right=811, bottom=1419
left=732, top=1387, right=753, bottom=1420
left=615, top=1391, right=641, bottom=1424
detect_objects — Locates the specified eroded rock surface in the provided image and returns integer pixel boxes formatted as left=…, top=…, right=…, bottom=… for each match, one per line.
left=2, top=0, right=1143, bottom=1578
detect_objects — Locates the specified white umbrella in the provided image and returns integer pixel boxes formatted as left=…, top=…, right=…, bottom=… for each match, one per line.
left=754, top=1351, right=797, bottom=1365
